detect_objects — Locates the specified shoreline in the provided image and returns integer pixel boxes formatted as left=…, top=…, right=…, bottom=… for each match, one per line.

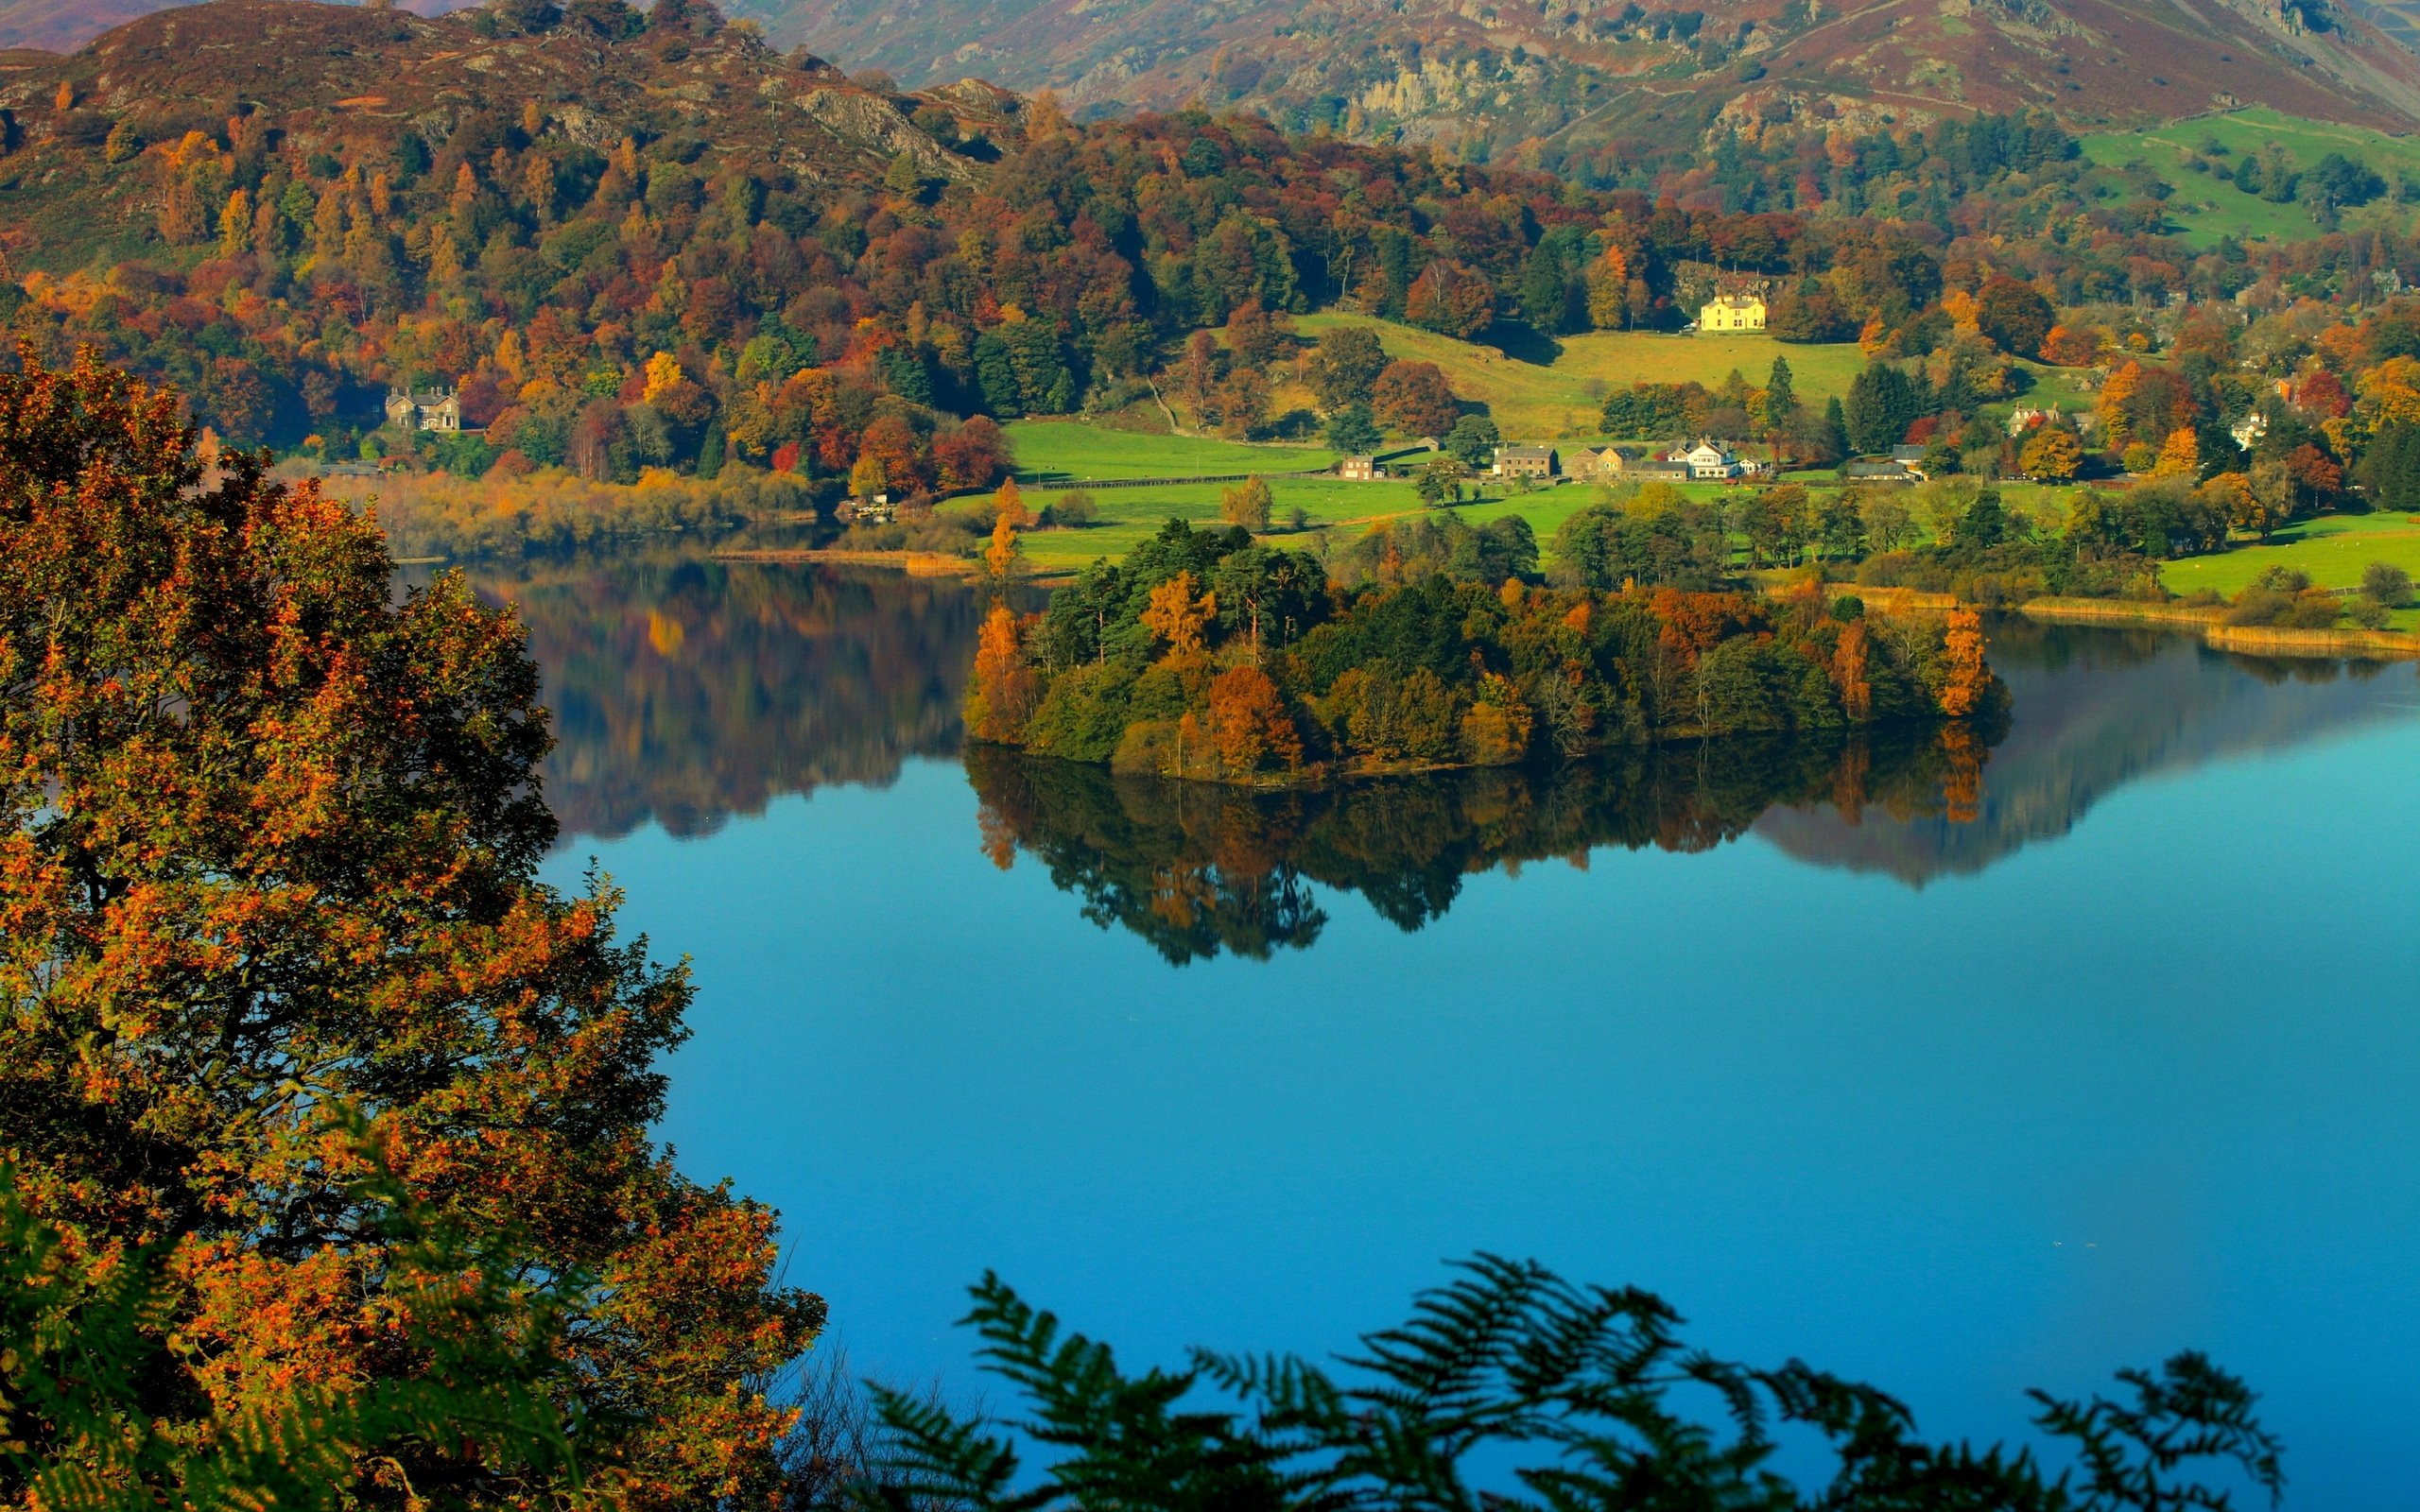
left=2019, top=597, right=2420, bottom=660
left=721, top=551, right=2420, bottom=662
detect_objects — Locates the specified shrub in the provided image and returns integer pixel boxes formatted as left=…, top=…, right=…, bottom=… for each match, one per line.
left=2360, top=560, right=2413, bottom=607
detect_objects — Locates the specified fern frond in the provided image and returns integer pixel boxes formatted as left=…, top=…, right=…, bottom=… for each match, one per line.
left=867, top=1380, right=1027, bottom=1507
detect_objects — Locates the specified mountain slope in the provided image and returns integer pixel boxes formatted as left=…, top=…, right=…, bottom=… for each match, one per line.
left=0, top=0, right=1001, bottom=271
left=757, top=0, right=2420, bottom=167
left=0, top=0, right=472, bottom=51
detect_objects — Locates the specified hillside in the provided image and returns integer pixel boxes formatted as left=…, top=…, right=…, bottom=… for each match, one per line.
left=757, top=0, right=2420, bottom=173
left=0, top=0, right=990, bottom=256
left=8, top=0, right=2419, bottom=176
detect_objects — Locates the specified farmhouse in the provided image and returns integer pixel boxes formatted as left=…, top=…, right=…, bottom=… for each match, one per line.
left=1697, top=294, right=1766, bottom=333
left=1626, top=456, right=1693, bottom=482
left=385, top=387, right=463, bottom=432
left=1338, top=455, right=1387, bottom=480
left=1843, top=460, right=1919, bottom=483
left=1569, top=445, right=1648, bottom=479
left=1492, top=444, right=1559, bottom=479
left=2006, top=405, right=2056, bottom=437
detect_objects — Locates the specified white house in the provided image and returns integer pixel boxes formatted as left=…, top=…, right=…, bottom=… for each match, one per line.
left=1680, top=439, right=1747, bottom=479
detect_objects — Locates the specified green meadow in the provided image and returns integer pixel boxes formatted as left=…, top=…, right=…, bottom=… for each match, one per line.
left=1293, top=313, right=1869, bottom=441
left=2160, top=512, right=2420, bottom=628
left=1004, top=421, right=1334, bottom=481
left=2079, top=109, right=2420, bottom=250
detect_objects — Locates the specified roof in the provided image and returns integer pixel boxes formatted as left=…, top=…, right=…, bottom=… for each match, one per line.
left=1705, top=294, right=1764, bottom=308
left=1498, top=444, right=1556, bottom=458
left=1843, top=461, right=1912, bottom=476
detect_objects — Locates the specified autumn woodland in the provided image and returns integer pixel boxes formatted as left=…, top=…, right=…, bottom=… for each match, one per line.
left=5, top=0, right=2419, bottom=1498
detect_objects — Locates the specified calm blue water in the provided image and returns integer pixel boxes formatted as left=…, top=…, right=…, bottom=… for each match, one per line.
left=501, top=559, right=2420, bottom=1503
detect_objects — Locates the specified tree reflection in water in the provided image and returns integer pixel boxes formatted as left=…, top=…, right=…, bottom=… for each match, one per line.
left=966, top=722, right=1999, bottom=964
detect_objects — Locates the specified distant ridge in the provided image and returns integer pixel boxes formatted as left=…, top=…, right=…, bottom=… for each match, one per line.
left=751, top=0, right=2420, bottom=172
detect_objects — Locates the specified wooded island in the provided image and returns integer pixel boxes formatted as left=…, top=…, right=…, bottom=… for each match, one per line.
left=966, top=519, right=2001, bottom=782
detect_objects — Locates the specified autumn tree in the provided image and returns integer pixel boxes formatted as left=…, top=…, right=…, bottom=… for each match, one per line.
left=1583, top=243, right=1632, bottom=329
left=935, top=415, right=1014, bottom=488
left=2018, top=426, right=2082, bottom=481
left=1221, top=475, right=1273, bottom=532
left=1459, top=672, right=1533, bottom=765
left=1205, top=664, right=1302, bottom=775
left=994, top=475, right=1030, bottom=528
left=1403, top=260, right=1496, bottom=339
left=0, top=350, right=820, bottom=1506
left=1937, top=607, right=1990, bottom=717
left=2151, top=427, right=2200, bottom=478
left=1307, top=327, right=1389, bottom=411
left=1218, top=366, right=1272, bottom=438
left=851, top=451, right=890, bottom=497
left=1371, top=361, right=1459, bottom=438
left=1141, top=570, right=1216, bottom=658
left=965, top=601, right=1041, bottom=739
left=986, top=511, right=1027, bottom=579
left=1832, top=617, right=1874, bottom=721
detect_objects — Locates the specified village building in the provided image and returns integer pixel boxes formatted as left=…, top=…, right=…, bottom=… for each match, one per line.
left=1680, top=439, right=1748, bottom=480
left=2006, top=405, right=2056, bottom=437
left=2230, top=412, right=2267, bottom=451
left=1569, top=445, right=1648, bottom=479
left=1697, top=294, right=1766, bottom=333
left=1492, top=444, right=1559, bottom=479
left=1626, top=455, right=1694, bottom=482
left=1338, top=455, right=1387, bottom=480
left=1843, top=459, right=1919, bottom=484
left=385, top=387, right=463, bottom=432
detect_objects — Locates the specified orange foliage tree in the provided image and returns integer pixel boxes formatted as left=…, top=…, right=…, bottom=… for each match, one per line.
left=1140, top=570, right=1217, bottom=658
left=965, top=601, right=1041, bottom=741
left=0, top=351, right=821, bottom=1506
left=1206, top=664, right=1303, bottom=775
left=1832, top=618, right=1874, bottom=722
left=1936, top=607, right=1990, bottom=718
left=985, top=511, right=1026, bottom=580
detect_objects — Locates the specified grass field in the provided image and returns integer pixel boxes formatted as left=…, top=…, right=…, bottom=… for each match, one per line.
left=2079, top=110, right=2420, bottom=250
left=1011, top=470, right=1773, bottom=573
left=2159, top=512, right=2420, bottom=628
left=1004, top=421, right=1333, bottom=482
left=1011, top=473, right=1430, bottom=570
left=1294, top=313, right=1868, bottom=442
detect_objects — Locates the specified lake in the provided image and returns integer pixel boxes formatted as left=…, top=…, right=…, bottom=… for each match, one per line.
left=485, top=556, right=2420, bottom=1502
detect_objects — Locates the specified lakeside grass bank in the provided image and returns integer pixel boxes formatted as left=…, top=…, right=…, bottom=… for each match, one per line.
left=2022, top=597, right=2420, bottom=660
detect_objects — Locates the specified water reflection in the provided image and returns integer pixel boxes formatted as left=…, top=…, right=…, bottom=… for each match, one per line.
left=461, top=557, right=1008, bottom=843
left=1757, top=620, right=2420, bottom=885
left=466, top=558, right=2419, bottom=888
left=966, top=727, right=1996, bottom=963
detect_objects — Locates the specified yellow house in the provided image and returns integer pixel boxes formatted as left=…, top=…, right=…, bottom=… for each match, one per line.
left=1698, top=294, right=1766, bottom=333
